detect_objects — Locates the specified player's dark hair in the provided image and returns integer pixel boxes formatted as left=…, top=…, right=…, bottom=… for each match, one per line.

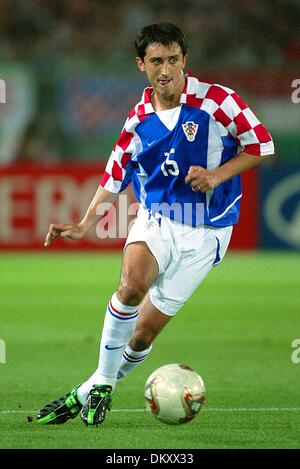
left=135, top=22, right=187, bottom=60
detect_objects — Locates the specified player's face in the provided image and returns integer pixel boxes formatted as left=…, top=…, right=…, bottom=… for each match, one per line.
left=136, top=42, right=187, bottom=105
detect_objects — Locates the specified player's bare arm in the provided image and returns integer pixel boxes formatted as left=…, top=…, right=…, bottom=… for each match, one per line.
left=185, top=151, right=268, bottom=193
left=44, top=186, right=118, bottom=247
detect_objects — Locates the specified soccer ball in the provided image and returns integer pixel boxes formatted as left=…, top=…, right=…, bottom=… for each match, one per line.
left=144, top=363, right=206, bottom=425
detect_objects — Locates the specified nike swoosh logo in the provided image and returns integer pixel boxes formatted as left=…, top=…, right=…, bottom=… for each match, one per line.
left=105, top=344, right=125, bottom=350
left=147, top=140, right=157, bottom=147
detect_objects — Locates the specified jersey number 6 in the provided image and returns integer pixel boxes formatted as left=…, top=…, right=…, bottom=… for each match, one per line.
left=161, top=148, right=179, bottom=176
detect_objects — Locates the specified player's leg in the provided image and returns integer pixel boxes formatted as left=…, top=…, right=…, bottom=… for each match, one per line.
left=78, top=241, right=160, bottom=426
left=37, top=241, right=159, bottom=426
left=117, top=294, right=172, bottom=381
left=78, top=242, right=158, bottom=394
left=117, top=223, right=233, bottom=382
left=37, top=207, right=171, bottom=426
left=79, top=222, right=233, bottom=425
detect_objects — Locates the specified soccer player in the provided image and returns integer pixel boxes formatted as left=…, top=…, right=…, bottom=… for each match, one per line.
left=37, top=23, right=274, bottom=426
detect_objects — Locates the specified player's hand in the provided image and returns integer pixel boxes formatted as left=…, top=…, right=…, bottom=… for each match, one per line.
left=185, top=166, right=221, bottom=192
left=44, top=223, right=85, bottom=247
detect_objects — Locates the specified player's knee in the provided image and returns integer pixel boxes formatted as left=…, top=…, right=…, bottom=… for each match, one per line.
left=117, top=278, right=148, bottom=305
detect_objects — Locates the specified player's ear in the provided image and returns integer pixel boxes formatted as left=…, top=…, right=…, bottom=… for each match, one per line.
left=182, top=54, right=188, bottom=71
left=136, top=57, right=146, bottom=72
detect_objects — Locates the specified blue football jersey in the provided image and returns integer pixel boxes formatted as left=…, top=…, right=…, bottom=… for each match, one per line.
left=101, top=74, right=274, bottom=227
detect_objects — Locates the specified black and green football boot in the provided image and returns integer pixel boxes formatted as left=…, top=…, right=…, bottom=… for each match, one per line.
left=36, top=385, right=82, bottom=425
left=80, top=384, right=113, bottom=427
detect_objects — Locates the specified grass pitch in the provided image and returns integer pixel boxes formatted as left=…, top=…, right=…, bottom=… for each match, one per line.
left=0, top=251, right=299, bottom=449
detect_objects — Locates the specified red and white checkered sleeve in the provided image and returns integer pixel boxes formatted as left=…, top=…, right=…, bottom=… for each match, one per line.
left=204, top=84, right=275, bottom=157
left=100, top=112, right=140, bottom=192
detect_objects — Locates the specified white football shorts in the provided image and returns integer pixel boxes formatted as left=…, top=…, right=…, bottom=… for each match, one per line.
left=125, top=206, right=233, bottom=316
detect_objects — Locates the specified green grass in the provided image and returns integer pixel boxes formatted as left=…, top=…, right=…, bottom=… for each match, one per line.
left=0, top=252, right=299, bottom=449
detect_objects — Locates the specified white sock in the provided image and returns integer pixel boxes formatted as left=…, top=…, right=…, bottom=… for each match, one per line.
left=77, top=293, right=139, bottom=403
left=117, top=344, right=152, bottom=381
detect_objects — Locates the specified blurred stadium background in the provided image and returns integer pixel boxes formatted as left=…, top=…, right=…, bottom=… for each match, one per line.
left=0, top=0, right=299, bottom=250
left=0, top=0, right=300, bottom=450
